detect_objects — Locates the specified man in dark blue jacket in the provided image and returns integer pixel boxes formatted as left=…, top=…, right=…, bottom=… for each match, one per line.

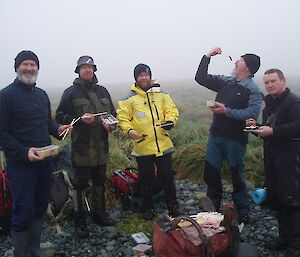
left=195, top=47, right=263, bottom=224
left=246, top=69, right=300, bottom=257
left=0, top=51, right=70, bottom=257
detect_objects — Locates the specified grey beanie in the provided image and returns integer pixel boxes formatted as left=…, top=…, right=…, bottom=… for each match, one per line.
left=75, top=55, right=97, bottom=73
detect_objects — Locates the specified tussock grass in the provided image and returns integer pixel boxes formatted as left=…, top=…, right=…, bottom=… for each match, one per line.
left=173, top=144, right=206, bottom=181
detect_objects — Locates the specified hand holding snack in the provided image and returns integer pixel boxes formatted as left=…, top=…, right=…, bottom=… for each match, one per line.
left=206, top=47, right=222, bottom=57
left=253, top=126, right=273, bottom=137
left=129, top=130, right=140, bottom=139
left=58, top=124, right=73, bottom=137
left=245, top=118, right=257, bottom=127
left=81, top=113, right=95, bottom=124
left=206, top=100, right=217, bottom=108
left=209, top=101, right=227, bottom=114
left=28, top=147, right=45, bottom=162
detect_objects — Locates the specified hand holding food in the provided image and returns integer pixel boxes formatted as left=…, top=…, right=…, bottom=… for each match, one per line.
left=209, top=101, right=227, bottom=114
left=254, top=126, right=273, bottom=137
left=81, top=113, right=95, bottom=124
left=28, top=147, right=45, bottom=162
left=129, top=130, right=140, bottom=139
left=206, top=47, right=222, bottom=57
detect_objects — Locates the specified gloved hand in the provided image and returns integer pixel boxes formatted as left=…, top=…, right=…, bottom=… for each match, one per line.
left=161, top=121, right=174, bottom=130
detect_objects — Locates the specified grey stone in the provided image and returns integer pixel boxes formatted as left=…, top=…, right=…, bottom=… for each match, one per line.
left=235, top=242, right=258, bottom=257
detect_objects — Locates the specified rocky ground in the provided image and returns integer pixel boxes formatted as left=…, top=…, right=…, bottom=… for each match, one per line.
left=0, top=179, right=289, bottom=257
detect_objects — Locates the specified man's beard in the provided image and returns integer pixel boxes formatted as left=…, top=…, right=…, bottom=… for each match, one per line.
left=230, top=68, right=237, bottom=77
left=17, top=72, right=38, bottom=85
left=137, top=80, right=152, bottom=91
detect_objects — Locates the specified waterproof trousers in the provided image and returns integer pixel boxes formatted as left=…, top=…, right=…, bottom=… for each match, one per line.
left=136, top=152, right=179, bottom=212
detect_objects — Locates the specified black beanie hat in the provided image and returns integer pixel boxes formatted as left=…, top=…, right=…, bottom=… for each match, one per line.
left=241, top=54, right=260, bottom=75
left=14, top=50, right=39, bottom=71
left=134, top=63, right=152, bottom=81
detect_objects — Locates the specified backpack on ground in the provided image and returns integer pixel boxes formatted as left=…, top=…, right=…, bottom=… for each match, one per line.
left=46, top=170, right=74, bottom=236
left=0, top=150, right=12, bottom=236
left=110, top=167, right=164, bottom=212
left=153, top=202, right=240, bottom=257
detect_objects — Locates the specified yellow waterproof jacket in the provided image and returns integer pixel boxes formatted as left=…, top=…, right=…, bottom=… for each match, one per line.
left=117, top=84, right=179, bottom=156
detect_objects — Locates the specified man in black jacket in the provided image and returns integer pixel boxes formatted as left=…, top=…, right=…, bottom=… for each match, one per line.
left=246, top=69, right=300, bottom=257
left=56, top=56, right=116, bottom=238
left=0, top=51, right=70, bottom=257
left=195, top=47, right=263, bottom=223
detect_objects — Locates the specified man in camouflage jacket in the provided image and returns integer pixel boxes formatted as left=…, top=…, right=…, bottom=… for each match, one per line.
left=56, top=56, right=116, bottom=238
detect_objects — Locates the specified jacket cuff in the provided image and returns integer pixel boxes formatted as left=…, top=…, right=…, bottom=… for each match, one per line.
left=21, top=147, right=30, bottom=161
left=128, top=128, right=133, bottom=135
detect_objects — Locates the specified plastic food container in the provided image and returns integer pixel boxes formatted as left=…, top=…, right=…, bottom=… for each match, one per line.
left=36, top=145, right=59, bottom=158
left=206, top=100, right=217, bottom=108
left=132, top=244, right=152, bottom=255
left=131, top=232, right=150, bottom=244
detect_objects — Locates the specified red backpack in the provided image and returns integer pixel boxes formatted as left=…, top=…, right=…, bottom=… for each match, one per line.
left=111, top=168, right=139, bottom=195
left=0, top=151, right=12, bottom=235
left=111, top=167, right=164, bottom=212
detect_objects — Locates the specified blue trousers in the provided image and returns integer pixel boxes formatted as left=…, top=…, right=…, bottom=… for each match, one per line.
left=204, top=134, right=250, bottom=215
left=6, top=159, right=53, bottom=232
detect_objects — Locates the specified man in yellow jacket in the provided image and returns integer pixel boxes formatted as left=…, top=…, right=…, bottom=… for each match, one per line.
left=117, top=63, right=183, bottom=220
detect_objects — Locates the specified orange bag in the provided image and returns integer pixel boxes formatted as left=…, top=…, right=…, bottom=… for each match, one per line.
left=153, top=203, right=239, bottom=257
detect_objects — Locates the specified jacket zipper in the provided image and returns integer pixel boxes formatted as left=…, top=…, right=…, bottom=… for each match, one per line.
left=146, top=93, right=160, bottom=153
left=151, top=94, right=160, bottom=120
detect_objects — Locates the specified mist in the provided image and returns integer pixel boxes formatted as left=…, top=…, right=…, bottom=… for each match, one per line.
left=1, top=0, right=299, bottom=91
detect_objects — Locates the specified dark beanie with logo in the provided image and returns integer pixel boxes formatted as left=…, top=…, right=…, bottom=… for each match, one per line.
left=134, top=63, right=152, bottom=81
left=241, top=54, right=260, bottom=75
left=14, top=50, right=39, bottom=71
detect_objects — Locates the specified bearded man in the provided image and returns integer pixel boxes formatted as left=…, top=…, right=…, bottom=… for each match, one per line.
left=0, top=50, right=70, bottom=257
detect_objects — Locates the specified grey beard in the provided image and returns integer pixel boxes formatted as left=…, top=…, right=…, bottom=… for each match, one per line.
left=17, top=73, right=38, bottom=85
left=230, top=69, right=237, bottom=77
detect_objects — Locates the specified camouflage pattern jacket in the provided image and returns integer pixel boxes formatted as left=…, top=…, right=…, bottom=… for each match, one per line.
left=56, top=76, right=116, bottom=167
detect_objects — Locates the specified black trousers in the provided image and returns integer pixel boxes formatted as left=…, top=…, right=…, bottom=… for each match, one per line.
left=136, top=153, right=177, bottom=211
left=73, top=164, right=107, bottom=190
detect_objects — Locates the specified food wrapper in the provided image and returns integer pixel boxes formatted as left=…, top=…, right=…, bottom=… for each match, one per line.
left=177, top=212, right=224, bottom=228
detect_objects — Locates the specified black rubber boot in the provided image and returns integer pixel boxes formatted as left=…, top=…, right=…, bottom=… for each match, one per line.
left=167, top=201, right=184, bottom=218
left=28, top=218, right=45, bottom=257
left=74, top=211, right=89, bottom=238
left=266, top=210, right=290, bottom=250
left=73, top=189, right=89, bottom=238
left=11, top=229, right=30, bottom=257
left=91, top=186, right=115, bottom=226
left=287, top=208, right=300, bottom=256
left=204, top=161, right=222, bottom=212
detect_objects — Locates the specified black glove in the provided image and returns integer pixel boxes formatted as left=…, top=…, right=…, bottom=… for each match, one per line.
left=161, top=121, right=174, bottom=130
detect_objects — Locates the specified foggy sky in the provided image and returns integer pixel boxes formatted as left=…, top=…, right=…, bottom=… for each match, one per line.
left=1, top=0, right=299, bottom=90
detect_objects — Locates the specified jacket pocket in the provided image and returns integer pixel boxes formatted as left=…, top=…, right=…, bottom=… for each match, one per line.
left=73, top=98, right=92, bottom=115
